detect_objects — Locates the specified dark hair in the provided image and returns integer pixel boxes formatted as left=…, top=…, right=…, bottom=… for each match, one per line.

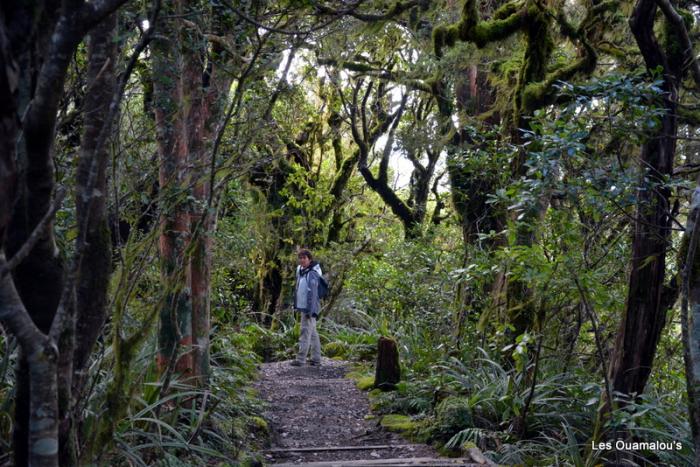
left=297, top=249, right=312, bottom=260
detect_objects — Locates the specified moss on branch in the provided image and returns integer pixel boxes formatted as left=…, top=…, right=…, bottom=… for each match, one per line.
left=433, top=0, right=525, bottom=56
left=317, top=58, right=432, bottom=93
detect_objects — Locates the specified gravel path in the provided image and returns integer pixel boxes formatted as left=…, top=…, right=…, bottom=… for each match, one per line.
left=254, top=358, right=475, bottom=466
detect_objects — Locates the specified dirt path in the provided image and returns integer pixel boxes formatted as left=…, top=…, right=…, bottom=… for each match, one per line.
left=255, top=358, right=479, bottom=466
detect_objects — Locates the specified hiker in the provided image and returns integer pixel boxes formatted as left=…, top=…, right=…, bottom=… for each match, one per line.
left=291, top=249, right=322, bottom=366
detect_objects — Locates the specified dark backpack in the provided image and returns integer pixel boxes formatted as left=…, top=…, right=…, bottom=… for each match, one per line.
left=318, top=275, right=330, bottom=299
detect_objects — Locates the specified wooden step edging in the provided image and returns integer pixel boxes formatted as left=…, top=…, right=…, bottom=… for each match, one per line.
left=271, top=458, right=478, bottom=466
left=266, top=445, right=485, bottom=466
left=265, top=444, right=424, bottom=453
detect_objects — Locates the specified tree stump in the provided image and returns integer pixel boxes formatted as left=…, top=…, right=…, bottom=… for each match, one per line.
left=375, top=336, right=400, bottom=390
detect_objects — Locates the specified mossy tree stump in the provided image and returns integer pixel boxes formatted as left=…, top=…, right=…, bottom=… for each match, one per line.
left=375, top=336, right=400, bottom=390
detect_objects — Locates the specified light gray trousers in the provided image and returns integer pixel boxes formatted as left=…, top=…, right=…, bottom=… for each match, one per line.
left=297, top=313, right=321, bottom=363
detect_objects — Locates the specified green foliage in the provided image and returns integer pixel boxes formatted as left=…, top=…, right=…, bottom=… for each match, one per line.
left=433, top=396, right=473, bottom=443
left=71, top=322, right=266, bottom=465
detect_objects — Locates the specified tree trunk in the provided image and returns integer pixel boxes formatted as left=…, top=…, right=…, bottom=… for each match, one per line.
left=73, top=11, right=117, bottom=382
left=448, top=64, right=500, bottom=249
left=152, top=4, right=193, bottom=376
left=63, top=12, right=118, bottom=464
left=7, top=7, right=86, bottom=464
left=375, top=337, right=401, bottom=390
left=605, top=0, right=681, bottom=409
left=0, top=2, right=128, bottom=464
left=682, top=185, right=700, bottom=466
left=0, top=260, right=59, bottom=467
left=0, top=10, right=18, bottom=247
left=184, top=32, right=210, bottom=385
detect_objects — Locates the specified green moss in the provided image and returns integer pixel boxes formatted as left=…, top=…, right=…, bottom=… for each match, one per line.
left=494, top=1, right=521, bottom=20
left=433, top=25, right=458, bottom=57
left=521, top=81, right=548, bottom=113
left=678, top=8, right=695, bottom=28
left=461, top=441, right=478, bottom=450
left=471, top=9, right=524, bottom=48
left=346, top=368, right=375, bottom=390
left=357, top=375, right=376, bottom=390
left=323, top=341, right=349, bottom=358
left=662, top=12, right=687, bottom=63
left=679, top=107, right=700, bottom=126
left=248, top=416, right=268, bottom=432
left=434, top=0, right=523, bottom=53
left=380, top=414, right=416, bottom=432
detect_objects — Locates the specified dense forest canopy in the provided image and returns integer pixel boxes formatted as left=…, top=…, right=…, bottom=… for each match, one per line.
left=1, top=0, right=700, bottom=465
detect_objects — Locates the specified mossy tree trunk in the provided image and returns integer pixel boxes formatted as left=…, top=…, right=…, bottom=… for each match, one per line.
left=434, top=0, right=605, bottom=341
left=447, top=66, right=501, bottom=249
left=183, top=3, right=236, bottom=386
left=598, top=0, right=687, bottom=442
left=439, top=64, right=503, bottom=341
left=152, top=1, right=193, bottom=377
left=324, top=75, right=356, bottom=245
left=249, top=156, right=298, bottom=326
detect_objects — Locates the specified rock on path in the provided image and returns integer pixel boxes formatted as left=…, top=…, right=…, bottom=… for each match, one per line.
left=255, top=357, right=479, bottom=466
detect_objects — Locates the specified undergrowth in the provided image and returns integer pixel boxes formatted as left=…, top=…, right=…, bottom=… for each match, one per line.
left=237, top=234, right=694, bottom=467
left=100, top=326, right=268, bottom=466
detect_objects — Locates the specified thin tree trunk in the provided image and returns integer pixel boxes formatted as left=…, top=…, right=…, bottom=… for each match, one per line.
left=63, top=12, right=118, bottom=463
left=0, top=11, right=17, bottom=247
left=72, top=11, right=117, bottom=386
left=184, top=33, right=209, bottom=384
left=681, top=185, right=700, bottom=466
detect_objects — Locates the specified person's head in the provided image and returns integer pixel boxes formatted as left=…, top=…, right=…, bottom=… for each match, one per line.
left=297, top=249, right=312, bottom=268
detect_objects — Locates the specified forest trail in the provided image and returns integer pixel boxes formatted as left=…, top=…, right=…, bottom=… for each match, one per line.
left=255, top=358, right=481, bottom=466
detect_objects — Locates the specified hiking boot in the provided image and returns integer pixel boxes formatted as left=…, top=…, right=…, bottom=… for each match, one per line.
left=309, top=360, right=321, bottom=366
left=290, top=360, right=304, bottom=367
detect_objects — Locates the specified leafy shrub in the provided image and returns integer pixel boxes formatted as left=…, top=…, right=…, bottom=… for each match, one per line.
left=430, top=396, right=474, bottom=443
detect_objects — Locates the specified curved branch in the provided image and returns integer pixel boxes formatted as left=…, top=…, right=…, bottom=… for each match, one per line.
left=655, top=0, right=700, bottom=88
left=433, top=0, right=526, bottom=56
left=317, top=57, right=432, bottom=93
left=314, top=0, right=425, bottom=22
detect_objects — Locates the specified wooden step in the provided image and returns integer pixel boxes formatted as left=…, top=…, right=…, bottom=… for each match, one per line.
left=271, top=457, right=478, bottom=466
left=266, top=444, right=424, bottom=453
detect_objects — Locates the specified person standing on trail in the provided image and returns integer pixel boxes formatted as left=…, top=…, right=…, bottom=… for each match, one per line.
left=291, top=249, right=322, bottom=366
